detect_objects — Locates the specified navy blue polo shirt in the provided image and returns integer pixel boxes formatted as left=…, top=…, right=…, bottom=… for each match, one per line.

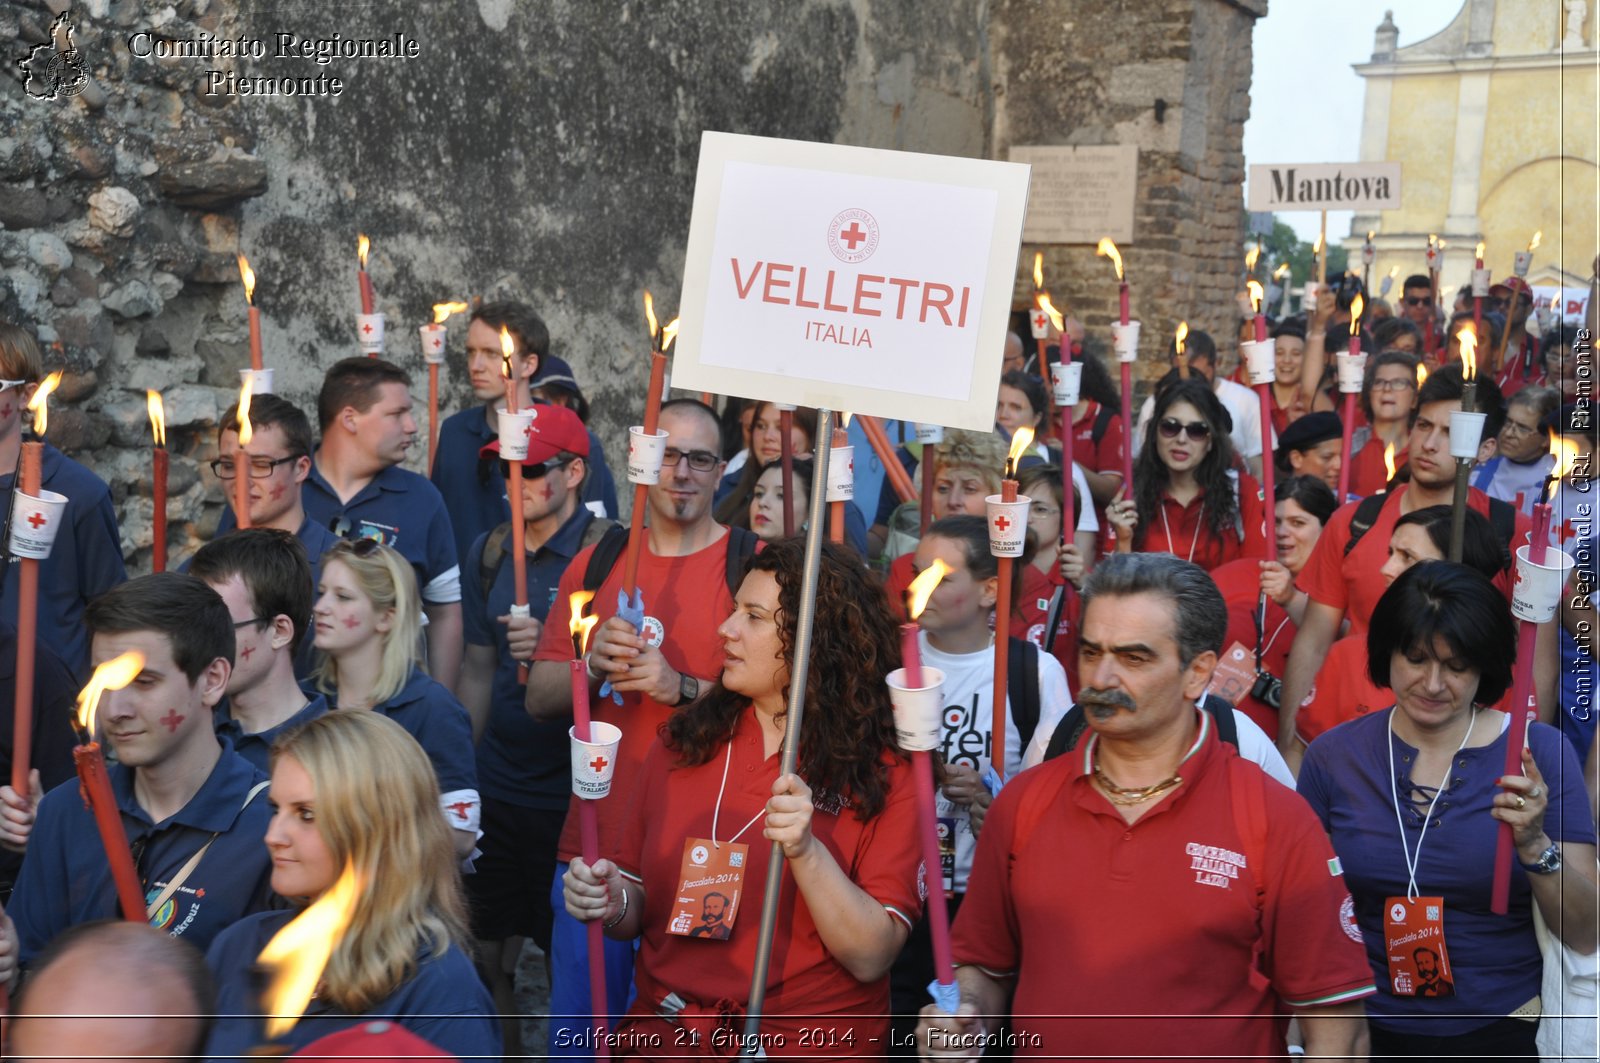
left=203, top=908, right=500, bottom=1058
left=0, top=620, right=80, bottom=891
left=214, top=693, right=330, bottom=774
left=0, top=444, right=126, bottom=679
left=8, top=742, right=275, bottom=966
left=430, top=403, right=618, bottom=569
left=315, top=668, right=477, bottom=800
left=297, top=461, right=460, bottom=605
left=464, top=508, right=599, bottom=809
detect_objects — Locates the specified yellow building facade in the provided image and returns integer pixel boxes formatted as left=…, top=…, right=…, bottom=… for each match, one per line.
left=1348, top=0, right=1596, bottom=294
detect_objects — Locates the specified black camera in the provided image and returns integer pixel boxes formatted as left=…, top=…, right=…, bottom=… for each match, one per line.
left=1251, top=670, right=1283, bottom=711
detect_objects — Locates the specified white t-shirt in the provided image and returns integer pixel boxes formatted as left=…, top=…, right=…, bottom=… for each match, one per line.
left=1134, top=378, right=1268, bottom=460
left=921, top=631, right=1071, bottom=893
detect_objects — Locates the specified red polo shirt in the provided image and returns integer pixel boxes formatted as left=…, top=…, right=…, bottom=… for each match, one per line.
left=1116, top=475, right=1269, bottom=573
left=1016, top=562, right=1079, bottom=692
left=1070, top=400, right=1127, bottom=482
left=1210, top=558, right=1295, bottom=734
left=613, top=709, right=922, bottom=1056
left=951, top=712, right=1374, bottom=1060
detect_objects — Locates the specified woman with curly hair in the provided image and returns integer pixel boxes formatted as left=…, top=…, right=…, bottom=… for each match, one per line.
left=563, top=539, right=923, bottom=1056
left=1105, top=378, right=1267, bottom=571
left=202, top=711, right=498, bottom=1056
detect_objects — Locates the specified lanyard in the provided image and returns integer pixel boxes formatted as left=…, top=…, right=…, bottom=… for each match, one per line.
left=1159, top=499, right=1205, bottom=563
left=1387, top=707, right=1476, bottom=901
left=710, top=738, right=768, bottom=849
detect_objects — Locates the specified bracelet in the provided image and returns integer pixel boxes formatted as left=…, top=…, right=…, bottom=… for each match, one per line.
left=602, top=883, right=630, bottom=929
left=585, top=652, right=603, bottom=680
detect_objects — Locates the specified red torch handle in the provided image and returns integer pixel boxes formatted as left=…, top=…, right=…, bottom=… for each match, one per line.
left=914, top=750, right=956, bottom=986
left=568, top=659, right=609, bottom=1055
left=780, top=409, right=796, bottom=538
left=358, top=270, right=374, bottom=316
left=247, top=306, right=263, bottom=372
left=1338, top=393, right=1357, bottom=502
left=858, top=417, right=917, bottom=504
left=75, top=744, right=147, bottom=921
left=428, top=364, right=440, bottom=478
left=152, top=448, right=168, bottom=574
left=12, top=443, right=41, bottom=793
left=621, top=353, right=668, bottom=597
left=989, top=480, right=1018, bottom=781
left=830, top=428, right=847, bottom=544
left=1119, top=363, right=1135, bottom=490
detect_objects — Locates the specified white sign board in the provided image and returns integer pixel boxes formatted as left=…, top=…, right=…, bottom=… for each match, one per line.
left=673, top=132, right=1032, bottom=431
left=1247, top=162, right=1402, bottom=212
left=1006, top=144, right=1136, bottom=244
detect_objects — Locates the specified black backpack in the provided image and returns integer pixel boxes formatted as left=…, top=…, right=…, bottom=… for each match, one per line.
left=1006, top=637, right=1042, bottom=751
left=1342, top=491, right=1517, bottom=561
left=477, top=513, right=617, bottom=601
left=582, top=524, right=760, bottom=598
left=1090, top=402, right=1118, bottom=445
left=1041, top=693, right=1240, bottom=762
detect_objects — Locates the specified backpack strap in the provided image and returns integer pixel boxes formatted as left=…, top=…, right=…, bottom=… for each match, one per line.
left=1041, top=704, right=1090, bottom=763
left=1091, top=401, right=1117, bottom=445
left=1486, top=497, right=1517, bottom=566
left=1006, top=638, right=1041, bottom=752
left=723, top=525, right=760, bottom=596
left=582, top=524, right=632, bottom=593
left=1201, top=693, right=1241, bottom=749
left=1342, top=493, right=1389, bottom=557
left=478, top=523, right=514, bottom=602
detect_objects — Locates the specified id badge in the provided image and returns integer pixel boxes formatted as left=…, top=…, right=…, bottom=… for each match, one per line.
left=1208, top=641, right=1256, bottom=705
left=937, top=816, right=957, bottom=894
left=1383, top=895, right=1454, bottom=997
left=667, top=838, right=747, bottom=940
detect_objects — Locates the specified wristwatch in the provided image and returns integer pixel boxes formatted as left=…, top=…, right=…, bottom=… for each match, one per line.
left=1520, top=843, right=1562, bottom=875
left=677, top=672, right=700, bottom=707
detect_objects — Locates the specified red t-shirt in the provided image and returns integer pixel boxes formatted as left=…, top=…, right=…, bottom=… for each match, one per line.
left=951, top=713, right=1374, bottom=1059
left=613, top=709, right=923, bottom=1057
left=1298, top=485, right=1528, bottom=636
left=1348, top=435, right=1404, bottom=499
left=534, top=530, right=742, bottom=863
left=1116, top=475, right=1269, bottom=572
left=1016, top=562, right=1079, bottom=692
left=1210, top=558, right=1295, bottom=735
left=1495, top=334, right=1541, bottom=398
left=1071, top=400, right=1127, bottom=481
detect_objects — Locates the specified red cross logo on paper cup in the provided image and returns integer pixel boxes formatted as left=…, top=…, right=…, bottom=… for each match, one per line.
left=569, top=721, right=622, bottom=800
left=886, top=666, right=945, bottom=752
left=496, top=407, right=537, bottom=461
left=357, top=312, right=385, bottom=355
left=1510, top=544, right=1575, bottom=624
left=986, top=493, right=1031, bottom=557
left=826, top=445, right=855, bottom=502
left=1335, top=352, right=1367, bottom=394
left=419, top=323, right=447, bottom=364
left=1051, top=362, right=1083, bottom=407
left=9, top=489, right=68, bottom=559
left=627, top=426, right=670, bottom=484
left=1111, top=320, right=1141, bottom=363
left=1242, top=339, right=1276, bottom=387
left=826, top=208, right=879, bottom=264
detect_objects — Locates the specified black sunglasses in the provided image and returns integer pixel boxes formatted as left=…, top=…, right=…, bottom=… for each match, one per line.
left=1403, top=296, right=1432, bottom=307
left=1157, top=418, right=1211, bottom=441
left=498, top=456, right=573, bottom=481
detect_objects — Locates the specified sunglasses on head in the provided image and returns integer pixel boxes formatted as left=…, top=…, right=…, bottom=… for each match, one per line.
left=1157, top=418, right=1211, bottom=441
left=498, top=456, right=573, bottom=481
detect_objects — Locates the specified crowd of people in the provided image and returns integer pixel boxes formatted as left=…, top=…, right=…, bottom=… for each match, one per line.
left=0, top=255, right=1591, bottom=1061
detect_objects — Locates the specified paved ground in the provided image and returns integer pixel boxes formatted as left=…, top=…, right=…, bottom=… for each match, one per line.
left=511, top=938, right=551, bottom=1056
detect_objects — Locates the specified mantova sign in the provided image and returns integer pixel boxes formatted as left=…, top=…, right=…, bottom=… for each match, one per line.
left=1247, top=162, right=1402, bottom=213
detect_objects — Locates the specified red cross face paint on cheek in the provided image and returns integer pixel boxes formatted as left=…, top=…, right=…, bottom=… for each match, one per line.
left=269, top=483, right=287, bottom=500
left=159, top=710, right=185, bottom=733
left=238, top=645, right=254, bottom=660
left=0, top=404, right=12, bottom=419
left=342, top=615, right=362, bottom=629
left=540, top=481, right=554, bottom=500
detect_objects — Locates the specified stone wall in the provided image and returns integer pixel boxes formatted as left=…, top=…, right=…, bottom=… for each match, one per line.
left=1, top=0, right=1263, bottom=570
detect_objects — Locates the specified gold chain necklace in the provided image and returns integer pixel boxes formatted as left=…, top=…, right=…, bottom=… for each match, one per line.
left=1093, top=762, right=1183, bottom=805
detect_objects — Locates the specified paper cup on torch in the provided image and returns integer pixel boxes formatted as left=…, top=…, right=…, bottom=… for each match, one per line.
left=569, top=721, right=623, bottom=799
left=1110, top=320, right=1141, bottom=363
left=419, top=323, right=447, bottom=364
left=1511, top=546, right=1576, bottom=624
left=1301, top=280, right=1322, bottom=312
left=1448, top=410, right=1488, bottom=460
left=1335, top=352, right=1368, bottom=394
left=1471, top=269, right=1491, bottom=298
left=357, top=313, right=385, bottom=356
left=914, top=423, right=944, bottom=445
left=496, top=407, right=537, bottom=461
left=826, top=445, right=854, bottom=502
left=9, top=490, right=68, bottom=559
left=1513, top=251, right=1533, bottom=278
left=1051, top=362, right=1083, bottom=407
left=985, top=494, right=1031, bottom=557
left=886, top=667, right=945, bottom=752
left=1241, top=339, right=1277, bottom=387
left=238, top=367, right=274, bottom=395
left=626, top=426, right=670, bottom=484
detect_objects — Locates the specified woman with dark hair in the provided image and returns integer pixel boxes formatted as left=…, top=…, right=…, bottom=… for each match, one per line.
left=1372, top=316, right=1423, bottom=357
left=995, top=369, right=1050, bottom=450
left=1014, top=464, right=1086, bottom=690
left=1209, top=475, right=1336, bottom=734
left=1540, top=323, right=1588, bottom=402
left=743, top=457, right=870, bottom=554
left=1299, top=563, right=1597, bottom=1059
left=1267, top=321, right=1335, bottom=436
left=1105, top=379, right=1266, bottom=571
left=1349, top=350, right=1422, bottom=498
left=714, top=402, right=817, bottom=517
left=562, top=540, right=923, bottom=1054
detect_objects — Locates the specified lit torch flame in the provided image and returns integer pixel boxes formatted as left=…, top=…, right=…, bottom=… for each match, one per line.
left=1428, top=233, right=1438, bottom=250
left=1175, top=321, right=1188, bottom=356
left=27, top=370, right=62, bottom=437
left=236, top=376, right=254, bottom=448
left=1416, top=364, right=1428, bottom=388
left=1273, top=263, right=1291, bottom=280
left=1367, top=230, right=1375, bottom=243
left=499, top=326, right=516, bottom=380
left=146, top=390, right=166, bottom=448
left=432, top=301, right=468, bottom=325
left=1005, top=427, right=1035, bottom=478
left=1313, top=232, right=1323, bottom=256
left=1475, top=241, right=1486, bottom=262
left=1349, top=294, right=1365, bottom=336
left=1551, top=436, right=1580, bottom=481
left=1096, top=238, right=1124, bottom=281
left=1387, top=265, right=1399, bottom=281
left=569, top=590, right=599, bottom=656
left=1458, top=328, right=1477, bottom=381
left=1383, top=442, right=1397, bottom=483
left=1036, top=293, right=1064, bottom=333
left=1245, top=246, right=1260, bottom=274
left=258, top=862, right=363, bottom=1040
left=1246, top=280, right=1264, bottom=313
left=643, top=291, right=659, bottom=346
left=237, top=254, right=256, bottom=306
left=1528, top=230, right=1542, bottom=252
left=1032, top=252, right=1043, bottom=291
left=356, top=234, right=370, bottom=269
left=661, top=317, right=680, bottom=354
left=906, top=559, right=952, bottom=621
left=75, top=650, right=145, bottom=732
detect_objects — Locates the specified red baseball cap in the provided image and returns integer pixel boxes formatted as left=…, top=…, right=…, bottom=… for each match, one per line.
left=478, top=403, right=591, bottom=465
left=292, top=1020, right=456, bottom=1060
left=1489, top=276, right=1532, bottom=300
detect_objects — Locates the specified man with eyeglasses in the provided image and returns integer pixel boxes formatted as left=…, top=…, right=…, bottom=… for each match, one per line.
left=527, top=398, right=753, bottom=1058
left=456, top=404, right=610, bottom=1055
left=0, top=322, right=125, bottom=679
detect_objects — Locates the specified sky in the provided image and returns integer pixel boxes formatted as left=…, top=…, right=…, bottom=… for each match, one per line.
left=1245, top=1, right=1466, bottom=244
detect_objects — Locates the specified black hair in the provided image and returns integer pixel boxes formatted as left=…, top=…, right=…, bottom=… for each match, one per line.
left=1081, top=552, right=1229, bottom=665
left=1403, top=274, right=1433, bottom=292
left=1372, top=316, right=1423, bottom=353
left=924, top=514, right=997, bottom=581
left=84, top=573, right=235, bottom=682
left=1414, top=361, right=1507, bottom=439
left=1170, top=329, right=1217, bottom=367
left=1391, top=504, right=1509, bottom=578
left=218, top=393, right=313, bottom=459
left=1276, top=474, right=1337, bottom=527
left=999, top=369, right=1049, bottom=431
left=1132, top=379, right=1240, bottom=547
left=1072, top=348, right=1122, bottom=409
left=1366, top=562, right=1515, bottom=706
left=470, top=300, right=550, bottom=362
left=188, top=528, right=315, bottom=657
left=1271, top=320, right=1307, bottom=343
left=731, top=456, right=816, bottom=533
left=317, top=357, right=410, bottom=433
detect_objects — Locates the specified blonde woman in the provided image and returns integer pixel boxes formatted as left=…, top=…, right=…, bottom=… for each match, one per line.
left=203, top=711, right=498, bottom=1056
left=312, top=539, right=479, bottom=855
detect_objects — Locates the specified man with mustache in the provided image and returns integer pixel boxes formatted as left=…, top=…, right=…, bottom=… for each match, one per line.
left=919, top=553, right=1373, bottom=1061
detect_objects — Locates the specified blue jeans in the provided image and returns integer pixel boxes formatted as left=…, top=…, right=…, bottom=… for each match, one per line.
left=547, top=862, right=638, bottom=1059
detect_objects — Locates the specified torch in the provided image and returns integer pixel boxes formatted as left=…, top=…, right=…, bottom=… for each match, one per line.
left=71, top=651, right=148, bottom=922
left=567, top=591, right=612, bottom=1058
left=238, top=253, right=262, bottom=373
left=1097, top=238, right=1135, bottom=491
left=828, top=414, right=853, bottom=545
left=1362, top=230, right=1376, bottom=293
left=10, top=371, right=62, bottom=797
left=1316, top=213, right=1328, bottom=285
left=233, top=376, right=255, bottom=530
left=422, top=301, right=469, bottom=477
left=889, top=560, right=958, bottom=1014
left=857, top=416, right=917, bottom=504
left=1038, top=293, right=1073, bottom=535
left=1380, top=265, right=1399, bottom=300
left=1242, top=280, right=1277, bottom=572
left=1471, top=241, right=1489, bottom=349
left=1496, top=231, right=1541, bottom=380
left=1337, top=295, right=1366, bottom=501
left=1274, top=263, right=1293, bottom=319
left=1447, top=328, right=1484, bottom=562
left=779, top=403, right=797, bottom=537
left=256, top=862, right=362, bottom=1048
left=496, top=327, right=536, bottom=684
left=1245, top=244, right=1260, bottom=286
left=1030, top=253, right=1049, bottom=371
left=147, top=391, right=167, bottom=573
left=1175, top=320, right=1191, bottom=382
left=356, top=234, right=384, bottom=357
left=1423, top=235, right=1442, bottom=358
left=987, top=429, right=1034, bottom=787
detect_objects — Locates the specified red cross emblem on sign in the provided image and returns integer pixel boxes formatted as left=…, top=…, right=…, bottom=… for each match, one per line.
left=26, top=512, right=46, bottom=529
left=994, top=514, right=1012, bottom=532
left=839, top=222, right=867, bottom=250
left=590, top=755, right=609, bottom=773
left=361, top=322, right=374, bottom=335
